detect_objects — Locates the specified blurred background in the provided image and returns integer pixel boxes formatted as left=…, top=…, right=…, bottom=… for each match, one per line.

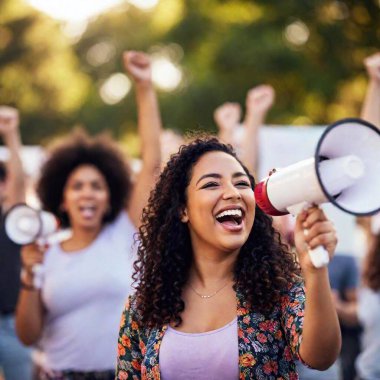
left=0, top=0, right=379, bottom=153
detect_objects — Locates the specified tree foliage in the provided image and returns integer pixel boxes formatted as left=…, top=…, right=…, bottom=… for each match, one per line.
left=1, top=0, right=379, bottom=145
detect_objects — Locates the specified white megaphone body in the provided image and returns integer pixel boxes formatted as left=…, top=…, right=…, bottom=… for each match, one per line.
left=254, top=118, right=380, bottom=268
left=4, top=204, right=71, bottom=288
left=5, top=204, right=59, bottom=245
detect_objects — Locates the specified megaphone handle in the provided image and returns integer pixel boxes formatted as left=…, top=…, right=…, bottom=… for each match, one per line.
left=31, top=264, right=44, bottom=289
left=308, top=246, right=330, bottom=268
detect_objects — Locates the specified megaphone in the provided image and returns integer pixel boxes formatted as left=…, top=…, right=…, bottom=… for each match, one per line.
left=4, top=204, right=59, bottom=245
left=254, top=118, right=380, bottom=268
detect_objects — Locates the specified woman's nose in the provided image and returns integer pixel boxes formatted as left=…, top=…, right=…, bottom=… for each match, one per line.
left=80, top=186, right=95, bottom=197
left=222, top=184, right=241, bottom=200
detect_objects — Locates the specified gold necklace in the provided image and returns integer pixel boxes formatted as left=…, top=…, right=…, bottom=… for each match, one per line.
left=189, top=282, right=229, bottom=299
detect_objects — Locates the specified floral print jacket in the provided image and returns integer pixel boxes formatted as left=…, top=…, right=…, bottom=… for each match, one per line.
left=116, top=281, right=307, bottom=380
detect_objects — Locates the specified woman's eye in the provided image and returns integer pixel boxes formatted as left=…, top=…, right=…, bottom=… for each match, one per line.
left=71, top=183, right=82, bottom=190
left=201, top=182, right=219, bottom=189
left=92, top=183, right=104, bottom=190
left=236, top=181, right=250, bottom=187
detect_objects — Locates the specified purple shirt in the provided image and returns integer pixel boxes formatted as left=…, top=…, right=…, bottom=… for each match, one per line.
left=159, top=318, right=239, bottom=380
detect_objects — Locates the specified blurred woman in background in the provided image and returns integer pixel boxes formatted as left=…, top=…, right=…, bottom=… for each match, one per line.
left=15, top=51, right=162, bottom=380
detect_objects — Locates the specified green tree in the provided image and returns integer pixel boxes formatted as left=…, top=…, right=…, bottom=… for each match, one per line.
left=0, top=0, right=89, bottom=144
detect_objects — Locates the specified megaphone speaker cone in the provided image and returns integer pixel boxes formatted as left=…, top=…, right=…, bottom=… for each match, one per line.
left=315, top=118, right=380, bottom=216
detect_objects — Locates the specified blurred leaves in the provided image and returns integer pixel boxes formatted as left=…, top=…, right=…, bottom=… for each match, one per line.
left=0, top=0, right=379, bottom=147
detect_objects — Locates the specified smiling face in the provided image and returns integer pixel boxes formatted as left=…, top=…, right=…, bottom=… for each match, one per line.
left=61, top=164, right=110, bottom=232
left=181, top=151, right=256, bottom=255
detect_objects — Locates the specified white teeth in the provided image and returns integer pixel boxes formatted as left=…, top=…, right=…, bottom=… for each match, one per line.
left=215, top=209, right=242, bottom=219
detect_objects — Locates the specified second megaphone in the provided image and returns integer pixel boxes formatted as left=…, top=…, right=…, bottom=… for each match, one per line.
left=5, top=204, right=59, bottom=245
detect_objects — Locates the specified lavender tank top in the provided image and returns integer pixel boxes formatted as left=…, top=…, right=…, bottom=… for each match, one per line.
left=159, top=318, right=239, bottom=380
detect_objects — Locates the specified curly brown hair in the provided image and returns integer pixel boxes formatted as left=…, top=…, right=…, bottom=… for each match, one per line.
left=37, top=130, right=132, bottom=227
left=133, top=136, right=301, bottom=328
left=363, top=233, right=380, bottom=291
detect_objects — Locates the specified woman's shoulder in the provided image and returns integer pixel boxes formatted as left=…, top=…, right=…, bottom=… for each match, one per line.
left=121, top=294, right=142, bottom=327
left=103, top=211, right=136, bottom=240
left=120, top=294, right=158, bottom=340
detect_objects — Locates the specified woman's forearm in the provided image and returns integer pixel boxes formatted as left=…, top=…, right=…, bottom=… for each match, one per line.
left=299, top=268, right=341, bottom=370
left=15, top=282, right=44, bottom=346
left=135, top=83, right=162, bottom=171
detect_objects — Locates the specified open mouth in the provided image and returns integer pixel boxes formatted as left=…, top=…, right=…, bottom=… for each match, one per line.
left=79, top=206, right=97, bottom=218
left=215, top=208, right=244, bottom=227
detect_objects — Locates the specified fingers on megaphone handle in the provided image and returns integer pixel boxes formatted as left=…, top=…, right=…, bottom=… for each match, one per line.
left=21, top=243, right=46, bottom=289
left=302, top=228, right=330, bottom=268
left=308, top=246, right=330, bottom=268
left=32, top=264, right=44, bottom=289
left=36, top=237, right=50, bottom=251
left=302, top=209, right=337, bottom=268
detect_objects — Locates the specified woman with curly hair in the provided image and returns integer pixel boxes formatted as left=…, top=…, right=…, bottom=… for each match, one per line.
left=116, top=136, right=341, bottom=380
left=15, top=51, right=162, bottom=380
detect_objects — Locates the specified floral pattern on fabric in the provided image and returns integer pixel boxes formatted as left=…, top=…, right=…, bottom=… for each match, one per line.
left=116, top=281, right=305, bottom=380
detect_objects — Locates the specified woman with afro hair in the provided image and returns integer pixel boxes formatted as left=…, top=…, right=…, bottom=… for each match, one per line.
left=15, top=51, right=162, bottom=380
left=116, top=136, right=341, bottom=380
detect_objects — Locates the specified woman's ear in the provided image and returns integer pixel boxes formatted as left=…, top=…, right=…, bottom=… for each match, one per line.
left=180, top=207, right=189, bottom=223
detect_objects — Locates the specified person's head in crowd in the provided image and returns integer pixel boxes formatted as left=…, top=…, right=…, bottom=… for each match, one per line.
left=363, top=231, right=380, bottom=291
left=133, top=135, right=299, bottom=327
left=37, top=130, right=132, bottom=230
left=160, top=128, right=185, bottom=168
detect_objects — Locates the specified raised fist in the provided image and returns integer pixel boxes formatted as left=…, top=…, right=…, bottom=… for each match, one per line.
left=245, top=85, right=275, bottom=118
left=214, top=102, right=242, bottom=134
left=364, top=52, right=380, bottom=82
left=123, top=51, right=152, bottom=84
left=0, top=106, right=19, bottom=136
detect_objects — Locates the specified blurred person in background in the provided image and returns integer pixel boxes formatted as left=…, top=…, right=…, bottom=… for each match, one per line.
left=15, top=51, right=162, bottom=380
left=160, top=128, right=185, bottom=170
left=353, top=51, right=380, bottom=380
left=214, top=84, right=275, bottom=176
left=0, top=106, right=31, bottom=380
left=354, top=230, right=380, bottom=380
left=329, top=254, right=361, bottom=380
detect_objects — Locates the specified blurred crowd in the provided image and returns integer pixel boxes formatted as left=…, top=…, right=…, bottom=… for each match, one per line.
left=0, top=50, right=379, bottom=380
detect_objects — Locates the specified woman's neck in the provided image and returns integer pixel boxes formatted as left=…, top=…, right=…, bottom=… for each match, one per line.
left=61, top=225, right=102, bottom=252
left=189, top=248, right=238, bottom=287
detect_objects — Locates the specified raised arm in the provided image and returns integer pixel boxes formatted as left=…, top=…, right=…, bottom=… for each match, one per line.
left=241, top=85, right=275, bottom=175
left=0, top=106, right=25, bottom=209
left=294, top=207, right=341, bottom=369
left=123, top=51, right=162, bottom=228
left=361, top=52, right=380, bottom=128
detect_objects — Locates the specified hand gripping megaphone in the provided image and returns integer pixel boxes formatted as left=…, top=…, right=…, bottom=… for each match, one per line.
left=254, top=118, right=380, bottom=268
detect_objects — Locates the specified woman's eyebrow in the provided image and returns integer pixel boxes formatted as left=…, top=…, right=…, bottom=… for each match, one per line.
left=196, top=171, right=248, bottom=185
left=196, top=173, right=221, bottom=185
